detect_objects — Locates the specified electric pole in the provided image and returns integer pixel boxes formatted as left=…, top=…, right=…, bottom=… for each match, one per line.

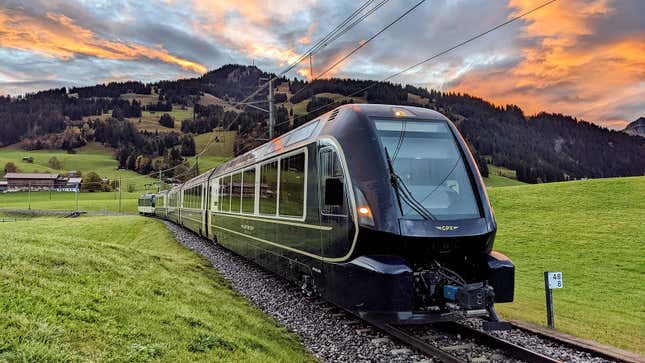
left=268, top=78, right=275, bottom=139
left=118, top=170, right=122, bottom=213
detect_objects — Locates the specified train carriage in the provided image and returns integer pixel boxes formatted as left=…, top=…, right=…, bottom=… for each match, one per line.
left=179, top=173, right=208, bottom=234
left=145, top=104, right=514, bottom=328
left=166, top=187, right=181, bottom=224
left=154, top=190, right=169, bottom=219
left=137, top=194, right=156, bottom=215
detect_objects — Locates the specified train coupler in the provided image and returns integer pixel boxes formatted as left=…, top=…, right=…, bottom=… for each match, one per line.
left=442, top=282, right=494, bottom=311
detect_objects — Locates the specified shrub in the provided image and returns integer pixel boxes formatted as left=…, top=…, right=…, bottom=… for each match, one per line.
left=159, top=113, right=175, bottom=128
left=4, top=162, right=19, bottom=173
left=48, top=156, right=63, bottom=170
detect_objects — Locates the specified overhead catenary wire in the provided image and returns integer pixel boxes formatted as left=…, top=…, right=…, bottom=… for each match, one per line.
left=297, top=0, right=426, bottom=90
left=195, top=0, right=390, bottom=158
left=236, top=0, right=559, bottom=155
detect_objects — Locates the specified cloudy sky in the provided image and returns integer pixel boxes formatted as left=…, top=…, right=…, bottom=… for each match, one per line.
left=0, top=0, right=643, bottom=129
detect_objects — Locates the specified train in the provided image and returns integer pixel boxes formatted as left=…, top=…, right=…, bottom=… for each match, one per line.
left=137, top=193, right=156, bottom=216
left=139, top=104, right=515, bottom=329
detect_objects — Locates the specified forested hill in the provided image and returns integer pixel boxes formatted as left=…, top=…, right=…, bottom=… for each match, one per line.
left=1, top=64, right=643, bottom=183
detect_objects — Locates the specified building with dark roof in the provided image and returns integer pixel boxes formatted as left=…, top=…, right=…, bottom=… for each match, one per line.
left=4, top=173, right=82, bottom=192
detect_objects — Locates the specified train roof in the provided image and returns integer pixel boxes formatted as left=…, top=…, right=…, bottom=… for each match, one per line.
left=211, top=104, right=448, bottom=176
left=162, top=104, right=449, bottom=190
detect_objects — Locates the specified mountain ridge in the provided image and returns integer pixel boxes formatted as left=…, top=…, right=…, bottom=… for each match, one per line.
left=1, top=64, right=643, bottom=184
left=623, top=117, right=645, bottom=137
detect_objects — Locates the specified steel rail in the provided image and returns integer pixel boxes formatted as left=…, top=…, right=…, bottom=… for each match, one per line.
left=362, top=315, right=563, bottom=363
left=363, top=319, right=466, bottom=363
left=442, top=322, right=563, bottom=363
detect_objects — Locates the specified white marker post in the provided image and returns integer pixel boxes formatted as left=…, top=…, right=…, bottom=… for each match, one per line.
left=544, top=271, right=563, bottom=328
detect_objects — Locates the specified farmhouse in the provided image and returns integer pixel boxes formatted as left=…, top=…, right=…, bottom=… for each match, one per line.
left=4, top=173, right=83, bottom=192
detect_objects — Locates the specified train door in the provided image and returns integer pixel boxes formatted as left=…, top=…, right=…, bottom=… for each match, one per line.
left=318, top=145, right=351, bottom=260
left=207, top=178, right=219, bottom=239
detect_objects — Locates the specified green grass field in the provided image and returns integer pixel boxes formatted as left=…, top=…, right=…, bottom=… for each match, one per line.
left=490, top=176, right=644, bottom=354
left=0, top=216, right=313, bottom=362
left=0, top=143, right=156, bottom=191
left=130, top=106, right=194, bottom=133
left=0, top=191, right=141, bottom=213
left=483, top=165, right=526, bottom=187
left=194, top=130, right=236, bottom=158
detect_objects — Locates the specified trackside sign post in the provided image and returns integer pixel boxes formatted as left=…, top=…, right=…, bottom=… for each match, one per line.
left=544, top=271, right=563, bottom=328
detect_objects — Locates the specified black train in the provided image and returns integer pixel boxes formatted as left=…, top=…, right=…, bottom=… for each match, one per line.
left=150, top=104, right=515, bottom=328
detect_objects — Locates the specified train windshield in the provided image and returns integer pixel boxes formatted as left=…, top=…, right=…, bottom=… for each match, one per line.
left=373, top=119, right=480, bottom=220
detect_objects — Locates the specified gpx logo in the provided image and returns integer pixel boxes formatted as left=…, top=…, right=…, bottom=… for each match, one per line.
left=435, top=225, right=459, bottom=231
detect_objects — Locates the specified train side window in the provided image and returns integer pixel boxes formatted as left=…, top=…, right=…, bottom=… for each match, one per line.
left=279, top=152, right=305, bottom=218
left=320, top=148, right=347, bottom=215
left=211, top=180, right=219, bottom=210
left=220, top=175, right=231, bottom=212
left=231, top=172, right=242, bottom=213
left=242, top=168, right=256, bottom=214
left=259, top=161, right=278, bottom=215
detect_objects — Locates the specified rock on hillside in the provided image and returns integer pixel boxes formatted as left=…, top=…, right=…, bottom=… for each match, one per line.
left=623, top=117, right=645, bottom=137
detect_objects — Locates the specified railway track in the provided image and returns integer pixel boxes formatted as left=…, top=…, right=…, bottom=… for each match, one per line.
left=364, top=319, right=561, bottom=363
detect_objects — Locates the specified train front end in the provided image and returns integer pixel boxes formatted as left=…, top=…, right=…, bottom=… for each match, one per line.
left=327, top=105, right=514, bottom=328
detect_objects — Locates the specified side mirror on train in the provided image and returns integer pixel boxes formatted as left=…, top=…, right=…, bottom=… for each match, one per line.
left=325, top=178, right=344, bottom=206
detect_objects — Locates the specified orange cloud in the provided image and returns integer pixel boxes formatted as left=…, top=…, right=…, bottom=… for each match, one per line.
left=448, top=0, right=645, bottom=128
left=192, top=0, right=318, bottom=72
left=0, top=9, right=207, bottom=74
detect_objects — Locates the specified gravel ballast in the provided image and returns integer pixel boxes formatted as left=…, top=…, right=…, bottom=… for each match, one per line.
left=165, top=221, right=619, bottom=363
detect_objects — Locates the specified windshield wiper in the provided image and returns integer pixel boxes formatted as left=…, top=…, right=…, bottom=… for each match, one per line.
left=384, top=147, right=436, bottom=221
left=385, top=147, right=404, bottom=215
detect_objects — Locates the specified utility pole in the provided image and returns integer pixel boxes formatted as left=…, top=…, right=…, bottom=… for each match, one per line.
left=309, top=54, right=314, bottom=80
left=195, top=156, right=199, bottom=177
left=268, top=78, right=275, bottom=139
left=158, top=170, right=162, bottom=192
left=28, top=181, right=31, bottom=210
left=118, top=170, right=122, bottom=213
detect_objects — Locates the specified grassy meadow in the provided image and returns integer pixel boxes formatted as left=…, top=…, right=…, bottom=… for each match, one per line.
left=0, top=143, right=157, bottom=192
left=130, top=106, right=194, bottom=133
left=483, top=165, right=525, bottom=187
left=0, top=191, right=141, bottom=213
left=489, top=176, right=645, bottom=354
left=0, top=216, right=314, bottom=362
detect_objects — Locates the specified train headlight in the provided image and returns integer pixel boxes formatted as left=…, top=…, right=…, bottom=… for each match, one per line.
left=354, top=188, right=375, bottom=227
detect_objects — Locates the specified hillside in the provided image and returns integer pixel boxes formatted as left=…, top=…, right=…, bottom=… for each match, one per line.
left=0, top=216, right=313, bottom=362
left=623, top=117, right=645, bottom=137
left=489, top=176, right=645, bottom=353
left=1, top=64, right=643, bottom=183
left=0, top=143, right=155, bottom=188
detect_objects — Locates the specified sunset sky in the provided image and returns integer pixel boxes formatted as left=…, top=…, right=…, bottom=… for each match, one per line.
left=0, top=0, right=643, bottom=129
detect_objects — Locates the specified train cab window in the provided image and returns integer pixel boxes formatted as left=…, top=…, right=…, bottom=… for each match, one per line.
left=373, top=119, right=480, bottom=220
left=320, top=148, right=347, bottom=215
left=231, top=173, right=242, bottom=213
left=242, top=168, right=256, bottom=214
left=220, top=176, right=231, bottom=212
left=279, top=152, right=306, bottom=218
left=259, top=161, right=278, bottom=215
